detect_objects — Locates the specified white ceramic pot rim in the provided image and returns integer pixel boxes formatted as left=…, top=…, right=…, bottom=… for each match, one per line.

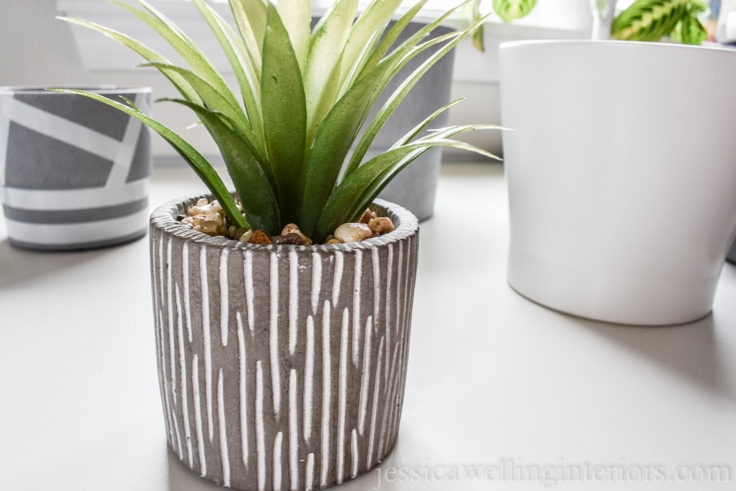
left=500, top=38, right=736, bottom=55
left=151, top=195, right=420, bottom=253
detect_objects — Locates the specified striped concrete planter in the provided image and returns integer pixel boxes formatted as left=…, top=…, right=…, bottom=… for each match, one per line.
left=0, top=86, right=152, bottom=250
left=150, top=195, right=420, bottom=491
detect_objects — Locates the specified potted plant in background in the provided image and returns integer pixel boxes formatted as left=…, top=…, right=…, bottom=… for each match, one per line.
left=358, top=18, right=458, bottom=222
left=0, top=86, right=152, bottom=251
left=57, top=0, right=497, bottom=489
left=477, top=0, right=736, bottom=325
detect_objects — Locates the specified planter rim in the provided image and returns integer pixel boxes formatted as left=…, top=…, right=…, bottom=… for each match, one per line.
left=499, top=39, right=736, bottom=55
left=151, top=195, right=419, bottom=253
left=0, top=85, right=153, bottom=95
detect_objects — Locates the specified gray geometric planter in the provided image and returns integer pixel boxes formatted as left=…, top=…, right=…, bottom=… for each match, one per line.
left=0, top=86, right=152, bottom=250
left=150, top=196, right=420, bottom=491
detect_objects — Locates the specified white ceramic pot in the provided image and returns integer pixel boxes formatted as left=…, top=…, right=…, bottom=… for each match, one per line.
left=500, top=40, right=736, bottom=325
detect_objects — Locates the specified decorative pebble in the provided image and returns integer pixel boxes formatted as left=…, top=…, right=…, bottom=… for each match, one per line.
left=238, top=230, right=253, bottom=242
left=358, top=208, right=376, bottom=224
left=280, top=223, right=312, bottom=245
left=273, top=233, right=308, bottom=245
left=180, top=199, right=394, bottom=245
left=334, top=222, right=373, bottom=243
left=249, top=229, right=273, bottom=244
left=368, top=217, right=394, bottom=236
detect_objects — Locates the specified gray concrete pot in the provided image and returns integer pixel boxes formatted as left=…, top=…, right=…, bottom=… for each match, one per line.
left=368, top=22, right=456, bottom=222
left=149, top=196, right=420, bottom=491
left=0, top=86, right=152, bottom=250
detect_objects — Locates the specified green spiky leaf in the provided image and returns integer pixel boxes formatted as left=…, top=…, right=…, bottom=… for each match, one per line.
left=260, top=3, right=307, bottom=225
left=59, top=0, right=499, bottom=243
left=49, top=89, right=246, bottom=229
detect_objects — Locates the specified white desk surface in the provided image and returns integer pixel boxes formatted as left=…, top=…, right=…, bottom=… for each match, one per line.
left=2, top=162, right=735, bottom=491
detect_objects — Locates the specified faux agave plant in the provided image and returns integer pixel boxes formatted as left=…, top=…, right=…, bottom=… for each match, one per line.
left=56, top=0, right=496, bottom=243
left=470, top=0, right=707, bottom=46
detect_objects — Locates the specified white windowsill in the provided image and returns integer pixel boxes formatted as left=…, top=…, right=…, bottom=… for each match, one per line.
left=57, top=0, right=588, bottom=82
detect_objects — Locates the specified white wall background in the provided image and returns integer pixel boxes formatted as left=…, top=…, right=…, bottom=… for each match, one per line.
left=1, top=0, right=589, bottom=163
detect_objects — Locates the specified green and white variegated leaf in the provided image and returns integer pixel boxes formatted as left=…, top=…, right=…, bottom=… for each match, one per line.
left=277, top=0, right=311, bottom=72
left=337, top=0, right=408, bottom=93
left=466, top=0, right=485, bottom=51
left=314, top=125, right=501, bottom=240
left=612, top=0, right=701, bottom=42
left=112, top=0, right=240, bottom=112
left=303, top=0, right=359, bottom=144
left=228, top=0, right=267, bottom=76
left=492, top=0, right=538, bottom=23
left=56, top=16, right=201, bottom=105
left=261, top=3, right=308, bottom=226
left=61, top=0, right=500, bottom=240
left=49, top=89, right=246, bottom=229
left=297, top=2, right=479, bottom=238
left=190, top=0, right=264, bottom=141
left=346, top=12, right=490, bottom=177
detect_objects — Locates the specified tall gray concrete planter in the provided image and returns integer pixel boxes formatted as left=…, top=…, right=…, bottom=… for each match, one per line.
left=358, top=21, right=456, bottom=222
left=0, top=86, right=152, bottom=251
left=150, top=195, right=420, bottom=491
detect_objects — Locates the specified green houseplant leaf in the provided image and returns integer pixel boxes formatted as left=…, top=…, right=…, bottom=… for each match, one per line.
left=488, top=0, right=708, bottom=43
left=612, top=0, right=691, bottom=41
left=492, top=0, right=538, bottom=23
left=57, top=0, right=498, bottom=243
left=48, top=89, right=247, bottom=229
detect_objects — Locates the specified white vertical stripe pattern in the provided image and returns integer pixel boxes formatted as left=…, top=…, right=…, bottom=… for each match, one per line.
left=237, top=312, right=249, bottom=470
left=336, top=307, right=349, bottom=484
left=151, top=204, right=418, bottom=491
left=270, top=253, right=281, bottom=420
left=288, top=369, right=300, bottom=491
left=220, top=249, right=230, bottom=347
left=352, top=250, right=362, bottom=367
left=310, top=252, right=322, bottom=314
left=192, top=355, right=207, bottom=476
left=167, top=239, right=177, bottom=407
left=183, top=242, right=193, bottom=343
left=200, top=246, right=214, bottom=442
left=320, top=300, right=331, bottom=489
left=273, top=432, right=283, bottom=491
left=303, top=315, right=314, bottom=443
left=289, top=249, right=299, bottom=356
left=218, top=369, right=231, bottom=486
left=176, top=283, right=193, bottom=467
left=245, top=251, right=255, bottom=334
left=256, top=361, right=267, bottom=491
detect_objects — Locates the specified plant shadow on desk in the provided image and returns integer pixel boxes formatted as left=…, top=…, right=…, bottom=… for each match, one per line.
left=167, top=448, right=225, bottom=491
left=0, top=238, right=126, bottom=289
left=166, top=446, right=382, bottom=491
left=570, top=314, right=736, bottom=403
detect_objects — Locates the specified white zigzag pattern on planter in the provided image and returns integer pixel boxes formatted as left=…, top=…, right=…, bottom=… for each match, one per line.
left=0, top=88, right=152, bottom=249
left=150, top=197, right=419, bottom=491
